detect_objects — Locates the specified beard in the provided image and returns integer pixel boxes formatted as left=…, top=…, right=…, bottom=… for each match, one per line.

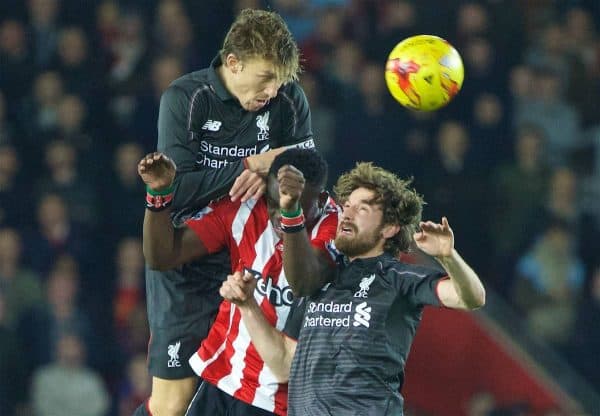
left=334, top=223, right=384, bottom=258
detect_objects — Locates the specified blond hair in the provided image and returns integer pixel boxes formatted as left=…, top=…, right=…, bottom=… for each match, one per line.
left=220, top=9, right=300, bottom=83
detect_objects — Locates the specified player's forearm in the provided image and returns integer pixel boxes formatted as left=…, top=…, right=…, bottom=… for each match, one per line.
left=283, top=232, right=332, bottom=297
left=238, top=301, right=296, bottom=383
left=436, top=249, right=486, bottom=309
left=143, top=209, right=178, bottom=270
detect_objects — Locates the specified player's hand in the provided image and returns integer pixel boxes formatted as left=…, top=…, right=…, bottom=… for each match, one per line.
left=413, top=217, right=454, bottom=259
left=245, top=148, right=286, bottom=175
left=220, top=270, right=258, bottom=306
left=230, top=169, right=267, bottom=202
left=137, top=152, right=176, bottom=192
left=277, top=165, right=305, bottom=212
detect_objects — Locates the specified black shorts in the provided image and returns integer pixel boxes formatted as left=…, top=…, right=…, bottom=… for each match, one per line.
left=186, top=381, right=276, bottom=416
left=145, top=250, right=229, bottom=379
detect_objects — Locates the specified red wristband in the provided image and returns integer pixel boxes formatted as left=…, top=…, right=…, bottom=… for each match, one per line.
left=280, top=211, right=305, bottom=233
left=145, top=192, right=174, bottom=211
left=280, top=213, right=305, bottom=228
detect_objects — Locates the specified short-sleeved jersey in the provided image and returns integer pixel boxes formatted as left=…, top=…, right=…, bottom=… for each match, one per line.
left=185, top=197, right=339, bottom=416
left=286, top=252, right=448, bottom=416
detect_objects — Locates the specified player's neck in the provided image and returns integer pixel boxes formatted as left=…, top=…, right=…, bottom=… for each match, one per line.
left=217, top=64, right=238, bottom=101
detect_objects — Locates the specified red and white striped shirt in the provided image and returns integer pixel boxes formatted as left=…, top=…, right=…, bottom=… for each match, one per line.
left=186, top=196, right=339, bottom=415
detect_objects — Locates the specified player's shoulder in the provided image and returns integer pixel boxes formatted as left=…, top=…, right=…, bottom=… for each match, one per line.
left=171, top=68, right=210, bottom=89
left=164, top=69, right=213, bottom=99
left=279, top=80, right=302, bottom=93
left=210, top=195, right=267, bottom=217
left=380, top=256, right=443, bottom=282
left=277, top=81, right=307, bottom=102
left=184, top=196, right=240, bottom=227
left=160, top=70, right=216, bottom=119
left=324, top=198, right=340, bottom=216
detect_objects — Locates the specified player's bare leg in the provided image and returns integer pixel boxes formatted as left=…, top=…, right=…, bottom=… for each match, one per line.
left=148, top=376, right=197, bottom=416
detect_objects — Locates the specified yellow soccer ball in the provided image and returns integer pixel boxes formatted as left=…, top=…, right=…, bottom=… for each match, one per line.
left=385, top=35, right=464, bottom=111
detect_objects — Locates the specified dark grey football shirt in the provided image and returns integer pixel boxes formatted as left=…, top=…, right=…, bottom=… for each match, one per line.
left=284, top=253, right=447, bottom=416
left=159, top=56, right=314, bottom=222
left=147, top=55, right=314, bottom=329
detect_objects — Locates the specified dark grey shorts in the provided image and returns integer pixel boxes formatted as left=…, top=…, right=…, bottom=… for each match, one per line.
left=145, top=252, right=229, bottom=379
left=147, top=322, right=209, bottom=379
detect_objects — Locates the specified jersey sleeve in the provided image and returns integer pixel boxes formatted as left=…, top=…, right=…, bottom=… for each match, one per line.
left=157, top=85, right=245, bottom=212
left=274, top=82, right=315, bottom=150
left=282, top=297, right=307, bottom=340
left=184, top=200, right=235, bottom=254
left=394, top=265, right=449, bottom=308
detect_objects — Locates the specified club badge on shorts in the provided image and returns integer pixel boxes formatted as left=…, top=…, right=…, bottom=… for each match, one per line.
left=168, top=341, right=181, bottom=367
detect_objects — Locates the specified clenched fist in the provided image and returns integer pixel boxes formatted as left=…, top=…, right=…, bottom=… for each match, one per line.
left=277, top=165, right=305, bottom=212
left=137, top=152, right=176, bottom=192
left=219, top=271, right=258, bottom=307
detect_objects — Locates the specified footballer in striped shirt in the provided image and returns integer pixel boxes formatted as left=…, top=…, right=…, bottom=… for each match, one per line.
left=140, top=148, right=338, bottom=415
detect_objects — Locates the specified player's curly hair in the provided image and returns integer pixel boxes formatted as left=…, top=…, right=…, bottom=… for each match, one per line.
left=334, top=162, right=424, bottom=256
left=220, top=9, right=300, bottom=83
left=269, top=148, right=328, bottom=188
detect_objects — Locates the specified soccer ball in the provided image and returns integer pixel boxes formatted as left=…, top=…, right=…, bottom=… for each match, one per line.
left=385, top=35, right=464, bottom=111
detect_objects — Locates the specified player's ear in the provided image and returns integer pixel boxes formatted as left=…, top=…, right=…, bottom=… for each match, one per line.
left=381, top=224, right=400, bottom=239
left=225, top=54, right=242, bottom=73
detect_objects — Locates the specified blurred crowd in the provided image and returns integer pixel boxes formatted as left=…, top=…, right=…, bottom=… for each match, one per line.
left=0, top=0, right=599, bottom=415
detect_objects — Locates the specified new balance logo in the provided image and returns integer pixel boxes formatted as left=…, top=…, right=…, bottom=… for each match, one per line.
left=353, top=302, right=371, bottom=328
left=201, top=120, right=222, bottom=131
left=167, top=341, right=181, bottom=367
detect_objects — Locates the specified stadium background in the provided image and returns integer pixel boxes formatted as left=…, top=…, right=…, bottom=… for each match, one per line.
left=0, top=0, right=599, bottom=414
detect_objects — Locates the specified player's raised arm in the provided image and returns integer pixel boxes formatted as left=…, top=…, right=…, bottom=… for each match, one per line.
left=413, top=217, right=486, bottom=310
left=278, top=164, right=336, bottom=297
left=138, top=152, right=209, bottom=270
left=220, top=271, right=297, bottom=383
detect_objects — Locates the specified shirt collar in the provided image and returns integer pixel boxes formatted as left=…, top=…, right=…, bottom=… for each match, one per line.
left=341, top=252, right=394, bottom=269
left=208, top=55, right=235, bottom=101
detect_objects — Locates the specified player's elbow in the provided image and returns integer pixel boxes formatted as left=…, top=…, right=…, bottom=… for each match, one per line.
left=143, top=249, right=173, bottom=271
left=149, top=262, right=173, bottom=272
left=142, top=239, right=177, bottom=270
left=465, top=286, right=486, bottom=310
left=145, top=258, right=170, bottom=271
left=265, top=337, right=296, bottom=383
left=476, top=287, right=487, bottom=308
left=270, top=368, right=290, bottom=384
left=267, top=354, right=294, bottom=384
